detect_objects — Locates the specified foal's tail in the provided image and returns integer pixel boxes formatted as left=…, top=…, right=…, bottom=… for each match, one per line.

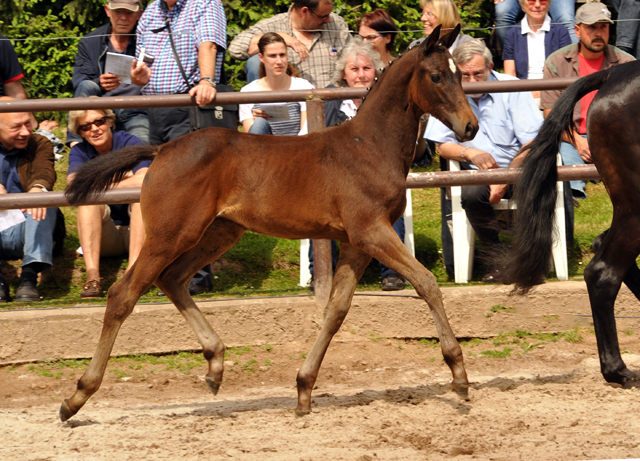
left=500, top=69, right=611, bottom=293
left=65, top=144, right=158, bottom=205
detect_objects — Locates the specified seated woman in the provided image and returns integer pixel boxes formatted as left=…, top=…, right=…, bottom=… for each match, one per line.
left=67, top=108, right=150, bottom=298
left=358, top=9, right=399, bottom=67
left=410, top=0, right=473, bottom=52
left=503, top=0, right=571, bottom=100
left=310, top=38, right=406, bottom=292
left=239, top=32, right=314, bottom=136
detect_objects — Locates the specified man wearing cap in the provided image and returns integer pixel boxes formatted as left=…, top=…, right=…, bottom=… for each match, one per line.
left=541, top=1, right=634, bottom=200
left=69, top=0, right=149, bottom=147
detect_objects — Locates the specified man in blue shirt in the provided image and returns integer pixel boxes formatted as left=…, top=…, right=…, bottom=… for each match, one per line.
left=130, top=0, right=227, bottom=295
left=0, top=99, right=58, bottom=302
left=425, top=39, right=544, bottom=281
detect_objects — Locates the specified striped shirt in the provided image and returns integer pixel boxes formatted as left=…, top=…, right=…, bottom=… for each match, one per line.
left=239, top=77, right=314, bottom=136
left=136, top=0, right=226, bottom=95
left=228, top=7, right=349, bottom=88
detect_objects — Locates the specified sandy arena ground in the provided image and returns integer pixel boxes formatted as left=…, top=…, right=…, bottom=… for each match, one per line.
left=2, top=329, right=640, bottom=460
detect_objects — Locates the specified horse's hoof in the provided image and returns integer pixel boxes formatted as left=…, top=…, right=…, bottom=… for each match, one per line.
left=295, top=408, right=311, bottom=417
left=452, top=382, right=470, bottom=401
left=622, top=377, right=640, bottom=389
left=59, top=400, right=75, bottom=422
left=205, top=376, right=222, bottom=395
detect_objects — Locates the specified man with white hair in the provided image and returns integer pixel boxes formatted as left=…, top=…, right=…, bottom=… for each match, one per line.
left=0, top=98, right=58, bottom=302
left=424, top=38, right=546, bottom=282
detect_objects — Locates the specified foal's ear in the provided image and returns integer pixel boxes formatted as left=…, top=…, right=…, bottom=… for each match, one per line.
left=423, top=25, right=442, bottom=53
left=438, top=24, right=461, bottom=50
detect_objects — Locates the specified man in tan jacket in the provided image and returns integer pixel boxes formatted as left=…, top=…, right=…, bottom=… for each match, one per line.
left=0, top=97, right=57, bottom=302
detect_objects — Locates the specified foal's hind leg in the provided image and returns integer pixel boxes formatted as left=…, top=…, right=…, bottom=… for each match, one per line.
left=354, top=223, right=469, bottom=398
left=155, top=218, right=245, bottom=396
left=593, top=229, right=640, bottom=300
left=296, top=242, right=372, bottom=415
left=585, top=221, right=640, bottom=387
left=60, top=244, right=178, bottom=421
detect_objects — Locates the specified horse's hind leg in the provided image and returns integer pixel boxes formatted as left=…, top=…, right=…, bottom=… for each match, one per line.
left=296, top=242, right=372, bottom=415
left=594, top=229, right=640, bottom=300
left=585, top=221, right=640, bottom=387
left=60, top=244, right=175, bottom=421
left=155, top=218, right=245, bottom=396
left=354, top=223, right=469, bottom=398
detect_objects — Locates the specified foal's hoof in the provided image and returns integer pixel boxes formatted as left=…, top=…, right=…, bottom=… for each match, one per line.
left=59, top=399, right=75, bottom=422
left=295, top=408, right=311, bottom=417
left=205, top=376, right=222, bottom=395
left=622, top=377, right=640, bottom=389
left=452, top=382, right=470, bottom=401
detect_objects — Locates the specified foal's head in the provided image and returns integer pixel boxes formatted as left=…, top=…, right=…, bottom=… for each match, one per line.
left=409, top=24, right=478, bottom=142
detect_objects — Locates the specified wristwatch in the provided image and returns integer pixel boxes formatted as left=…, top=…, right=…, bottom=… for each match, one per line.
left=199, top=77, right=217, bottom=88
left=32, top=185, right=48, bottom=192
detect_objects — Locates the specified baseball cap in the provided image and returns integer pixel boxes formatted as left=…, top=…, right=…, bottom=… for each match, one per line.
left=575, top=2, right=614, bottom=25
left=107, top=0, right=140, bottom=12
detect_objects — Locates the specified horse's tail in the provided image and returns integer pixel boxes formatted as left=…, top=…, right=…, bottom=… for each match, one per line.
left=500, top=69, right=611, bottom=293
left=65, top=144, right=158, bottom=205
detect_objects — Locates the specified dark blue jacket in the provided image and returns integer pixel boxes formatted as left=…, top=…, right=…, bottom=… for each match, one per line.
left=72, top=23, right=138, bottom=92
left=502, top=21, right=571, bottom=80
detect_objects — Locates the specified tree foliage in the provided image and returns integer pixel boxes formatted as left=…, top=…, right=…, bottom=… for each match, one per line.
left=0, top=0, right=492, bottom=107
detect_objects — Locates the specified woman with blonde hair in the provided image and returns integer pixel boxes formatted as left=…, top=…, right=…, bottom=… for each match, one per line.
left=418, top=0, right=473, bottom=51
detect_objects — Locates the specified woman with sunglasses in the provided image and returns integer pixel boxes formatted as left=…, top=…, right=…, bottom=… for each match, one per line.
left=239, top=33, right=314, bottom=136
left=502, top=0, right=571, bottom=101
left=67, top=108, right=150, bottom=298
left=357, top=9, right=399, bottom=67
left=410, top=0, right=473, bottom=52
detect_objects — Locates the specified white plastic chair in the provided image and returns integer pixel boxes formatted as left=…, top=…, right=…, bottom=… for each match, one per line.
left=299, top=189, right=415, bottom=287
left=449, top=157, right=568, bottom=283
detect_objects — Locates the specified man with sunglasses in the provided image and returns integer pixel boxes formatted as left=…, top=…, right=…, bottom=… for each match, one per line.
left=0, top=98, right=58, bottom=302
left=541, top=2, right=634, bottom=201
left=229, top=0, right=349, bottom=87
left=68, top=0, right=148, bottom=148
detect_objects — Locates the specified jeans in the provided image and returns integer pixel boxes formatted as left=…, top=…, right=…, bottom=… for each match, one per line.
left=614, top=0, right=640, bottom=57
left=67, top=80, right=150, bottom=145
left=559, top=135, right=588, bottom=199
left=495, top=0, right=577, bottom=45
left=308, top=216, right=406, bottom=280
left=245, top=54, right=261, bottom=84
left=0, top=209, right=57, bottom=267
left=248, top=117, right=273, bottom=135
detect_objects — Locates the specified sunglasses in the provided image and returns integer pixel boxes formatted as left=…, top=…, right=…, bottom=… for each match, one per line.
left=77, top=116, right=109, bottom=133
left=525, top=0, right=549, bottom=5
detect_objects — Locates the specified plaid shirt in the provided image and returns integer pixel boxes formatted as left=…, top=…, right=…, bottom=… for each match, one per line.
left=228, top=7, right=349, bottom=88
left=136, top=0, right=226, bottom=95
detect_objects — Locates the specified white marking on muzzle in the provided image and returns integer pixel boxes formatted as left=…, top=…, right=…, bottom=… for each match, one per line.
left=449, top=58, right=456, bottom=74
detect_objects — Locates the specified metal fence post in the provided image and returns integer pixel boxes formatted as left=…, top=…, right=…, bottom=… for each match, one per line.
left=306, top=97, right=332, bottom=308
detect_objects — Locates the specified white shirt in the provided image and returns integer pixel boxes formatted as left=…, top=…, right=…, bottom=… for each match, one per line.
left=522, top=14, right=551, bottom=80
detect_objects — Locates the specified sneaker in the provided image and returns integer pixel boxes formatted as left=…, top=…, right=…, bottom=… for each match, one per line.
left=188, top=279, right=212, bottom=296
left=81, top=279, right=102, bottom=298
left=481, top=268, right=502, bottom=283
left=15, top=280, right=40, bottom=302
left=381, top=275, right=405, bottom=291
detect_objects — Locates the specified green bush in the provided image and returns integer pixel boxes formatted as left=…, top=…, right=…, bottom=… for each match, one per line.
left=1, top=0, right=495, bottom=103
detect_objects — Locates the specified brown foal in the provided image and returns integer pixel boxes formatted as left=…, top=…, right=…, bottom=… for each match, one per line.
left=61, top=25, right=478, bottom=421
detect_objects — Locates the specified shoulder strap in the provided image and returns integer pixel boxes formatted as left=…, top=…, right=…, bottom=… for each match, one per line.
left=161, top=17, right=193, bottom=90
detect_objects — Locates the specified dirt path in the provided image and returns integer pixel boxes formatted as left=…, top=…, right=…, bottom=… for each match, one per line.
left=2, top=332, right=640, bottom=460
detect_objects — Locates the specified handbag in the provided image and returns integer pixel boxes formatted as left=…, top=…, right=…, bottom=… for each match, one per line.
left=164, top=18, right=238, bottom=132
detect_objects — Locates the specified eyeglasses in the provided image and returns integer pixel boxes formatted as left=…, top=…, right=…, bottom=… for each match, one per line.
left=525, top=0, right=549, bottom=5
left=461, top=70, right=487, bottom=82
left=359, top=34, right=384, bottom=42
left=77, top=116, right=109, bottom=133
left=308, top=8, right=331, bottom=20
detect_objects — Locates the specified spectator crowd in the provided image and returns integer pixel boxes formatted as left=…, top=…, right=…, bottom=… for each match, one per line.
left=0, top=0, right=635, bottom=301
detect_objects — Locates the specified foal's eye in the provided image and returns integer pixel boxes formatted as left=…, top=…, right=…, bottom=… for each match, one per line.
left=431, top=74, right=442, bottom=83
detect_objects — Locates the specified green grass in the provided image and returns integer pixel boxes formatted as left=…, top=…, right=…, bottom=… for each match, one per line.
left=0, top=134, right=614, bottom=309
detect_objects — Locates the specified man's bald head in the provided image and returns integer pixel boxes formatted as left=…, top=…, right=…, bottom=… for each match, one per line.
left=0, top=97, right=34, bottom=151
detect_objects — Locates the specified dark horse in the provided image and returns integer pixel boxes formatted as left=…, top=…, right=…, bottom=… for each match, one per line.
left=60, top=25, right=478, bottom=421
left=500, top=59, right=640, bottom=388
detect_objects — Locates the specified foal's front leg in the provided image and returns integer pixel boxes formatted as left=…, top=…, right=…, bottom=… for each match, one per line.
left=358, top=223, right=469, bottom=399
left=296, top=242, right=372, bottom=415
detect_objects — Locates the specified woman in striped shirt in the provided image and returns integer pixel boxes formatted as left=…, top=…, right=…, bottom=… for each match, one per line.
left=239, top=33, right=314, bottom=136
